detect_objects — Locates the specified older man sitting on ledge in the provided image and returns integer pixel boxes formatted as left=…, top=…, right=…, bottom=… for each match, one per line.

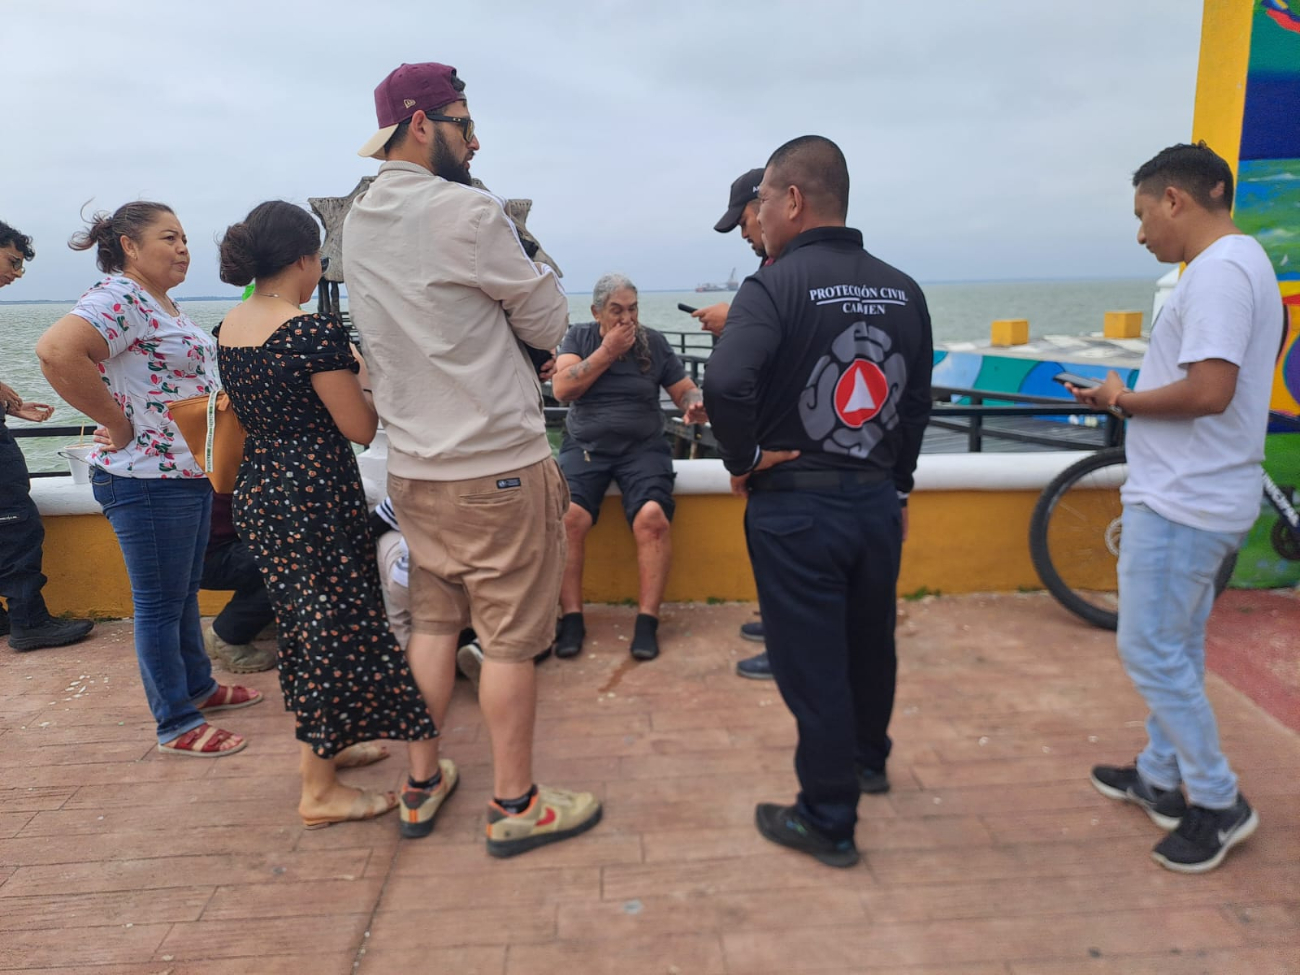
left=550, top=272, right=706, bottom=661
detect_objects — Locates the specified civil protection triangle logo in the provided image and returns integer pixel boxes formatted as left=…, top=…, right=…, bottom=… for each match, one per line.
left=799, top=321, right=908, bottom=458
left=834, top=360, right=889, bottom=428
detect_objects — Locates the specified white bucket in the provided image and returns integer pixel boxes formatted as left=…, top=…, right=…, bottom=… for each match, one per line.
left=58, top=444, right=95, bottom=484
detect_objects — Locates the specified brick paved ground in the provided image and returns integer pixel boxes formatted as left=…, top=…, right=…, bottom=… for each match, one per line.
left=1, top=593, right=1296, bottom=975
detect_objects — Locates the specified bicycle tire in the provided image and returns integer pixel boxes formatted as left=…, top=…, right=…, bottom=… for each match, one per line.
left=1030, top=447, right=1239, bottom=630
left=1029, top=447, right=1128, bottom=630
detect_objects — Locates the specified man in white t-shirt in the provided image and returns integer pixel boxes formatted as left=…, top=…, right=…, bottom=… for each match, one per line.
left=1070, top=142, right=1284, bottom=874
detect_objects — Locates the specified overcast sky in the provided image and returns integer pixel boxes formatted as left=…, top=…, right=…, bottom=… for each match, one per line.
left=2, top=1, right=1203, bottom=300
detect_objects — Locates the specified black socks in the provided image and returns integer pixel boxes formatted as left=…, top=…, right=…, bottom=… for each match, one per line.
left=495, top=783, right=538, bottom=815
left=554, top=613, right=586, bottom=659
left=408, top=770, right=442, bottom=792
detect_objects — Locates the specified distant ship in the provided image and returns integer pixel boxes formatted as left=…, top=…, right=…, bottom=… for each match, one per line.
left=696, top=267, right=739, bottom=292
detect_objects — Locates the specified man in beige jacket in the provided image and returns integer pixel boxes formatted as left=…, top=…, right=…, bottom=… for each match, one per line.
left=344, top=62, right=601, bottom=856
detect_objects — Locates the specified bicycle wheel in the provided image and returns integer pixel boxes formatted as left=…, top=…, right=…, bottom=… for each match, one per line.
left=1029, top=447, right=1128, bottom=630
left=1030, top=449, right=1239, bottom=630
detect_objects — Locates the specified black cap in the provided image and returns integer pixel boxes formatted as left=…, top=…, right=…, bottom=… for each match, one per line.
left=714, top=167, right=765, bottom=233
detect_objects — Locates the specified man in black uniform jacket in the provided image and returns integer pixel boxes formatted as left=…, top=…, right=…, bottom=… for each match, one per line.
left=704, top=136, right=933, bottom=867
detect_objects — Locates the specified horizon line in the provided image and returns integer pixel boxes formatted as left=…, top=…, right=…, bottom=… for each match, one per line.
left=0, top=273, right=1165, bottom=304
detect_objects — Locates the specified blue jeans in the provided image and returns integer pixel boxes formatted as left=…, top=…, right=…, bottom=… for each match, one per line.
left=1118, top=503, right=1243, bottom=809
left=92, top=470, right=217, bottom=743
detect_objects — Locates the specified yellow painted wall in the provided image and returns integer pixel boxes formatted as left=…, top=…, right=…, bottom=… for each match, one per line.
left=42, top=513, right=236, bottom=619
left=1191, top=0, right=1252, bottom=181
left=41, top=489, right=1114, bottom=617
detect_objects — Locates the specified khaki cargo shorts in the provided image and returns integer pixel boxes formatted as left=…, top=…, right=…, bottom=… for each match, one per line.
left=387, top=458, right=568, bottom=663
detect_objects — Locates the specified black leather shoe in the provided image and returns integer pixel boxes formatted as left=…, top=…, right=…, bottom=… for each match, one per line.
left=754, top=803, right=859, bottom=868
left=736, top=652, right=774, bottom=680
left=856, top=767, right=890, bottom=794
left=9, top=617, right=94, bottom=652
left=0, top=607, right=9, bottom=637
left=739, top=619, right=765, bottom=643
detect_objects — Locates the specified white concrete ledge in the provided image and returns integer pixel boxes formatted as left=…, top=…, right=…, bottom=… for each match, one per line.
left=32, top=450, right=1096, bottom=516
left=911, top=451, right=1092, bottom=492
left=30, top=478, right=100, bottom=516
left=663, top=453, right=1090, bottom=495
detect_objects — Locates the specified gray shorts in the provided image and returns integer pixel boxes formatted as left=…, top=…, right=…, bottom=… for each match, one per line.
left=558, top=439, right=676, bottom=525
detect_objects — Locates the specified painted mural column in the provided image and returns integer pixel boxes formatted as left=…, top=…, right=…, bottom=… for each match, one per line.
left=1195, top=0, right=1300, bottom=586
left=1195, top=0, right=1300, bottom=412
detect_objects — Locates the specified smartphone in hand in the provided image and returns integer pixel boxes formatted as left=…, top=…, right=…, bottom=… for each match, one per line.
left=1053, top=371, right=1101, bottom=389
left=677, top=303, right=697, bottom=314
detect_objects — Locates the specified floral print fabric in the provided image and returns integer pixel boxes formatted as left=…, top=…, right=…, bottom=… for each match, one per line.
left=218, top=313, right=437, bottom=758
left=71, top=276, right=217, bottom=478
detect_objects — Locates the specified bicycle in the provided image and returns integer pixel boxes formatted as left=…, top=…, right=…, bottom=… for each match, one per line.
left=1028, top=416, right=1300, bottom=630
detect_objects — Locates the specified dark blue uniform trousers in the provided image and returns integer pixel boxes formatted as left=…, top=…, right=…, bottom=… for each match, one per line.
left=745, top=479, right=901, bottom=840
left=0, top=419, right=51, bottom=628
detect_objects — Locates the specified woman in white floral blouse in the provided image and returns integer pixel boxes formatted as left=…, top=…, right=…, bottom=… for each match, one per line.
left=37, top=202, right=263, bottom=757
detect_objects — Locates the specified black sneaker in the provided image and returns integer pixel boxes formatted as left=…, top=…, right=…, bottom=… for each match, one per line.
left=735, top=651, right=774, bottom=680
left=754, top=803, right=859, bottom=868
left=9, top=617, right=94, bottom=652
left=739, top=619, right=765, bottom=643
left=554, top=613, right=585, bottom=659
left=630, top=614, right=659, bottom=661
left=1151, top=794, right=1258, bottom=874
left=1090, top=763, right=1188, bottom=830
left=0, top=607, right=9, bottom=637
left=857, top=767, right=890, bottom=795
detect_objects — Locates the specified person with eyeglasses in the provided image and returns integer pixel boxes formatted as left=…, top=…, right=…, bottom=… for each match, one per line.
left=344, top=62, right=601, bottom=855
left=0, top=219, right=96, bottom=652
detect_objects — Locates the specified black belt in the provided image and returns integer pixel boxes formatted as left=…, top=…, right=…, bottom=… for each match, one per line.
left=747, top=467, right=892, bottom=493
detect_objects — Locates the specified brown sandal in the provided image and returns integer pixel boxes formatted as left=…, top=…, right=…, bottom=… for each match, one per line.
left=158, top=723, right=247, bottom=758
left=334, top=742, right=391, bottom=770
left=198, top=684, right=263, bottom=713
left=302, top=789, right=399, bottom=830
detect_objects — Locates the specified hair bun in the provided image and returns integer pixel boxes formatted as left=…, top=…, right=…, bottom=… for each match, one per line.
left=218, top=222, right=258, bottom=287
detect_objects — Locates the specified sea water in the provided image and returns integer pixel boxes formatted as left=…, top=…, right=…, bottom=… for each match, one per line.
left=1, top=277, right=1157, bottom=473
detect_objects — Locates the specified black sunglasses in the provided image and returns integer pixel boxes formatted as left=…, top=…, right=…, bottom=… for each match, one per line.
left=423, top=112, right=475, bottom=144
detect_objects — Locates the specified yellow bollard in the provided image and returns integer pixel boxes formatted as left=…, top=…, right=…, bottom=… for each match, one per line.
left=1103, top=311, right=1143, bottom=339
left=990, top=319, right=1029, bottom=347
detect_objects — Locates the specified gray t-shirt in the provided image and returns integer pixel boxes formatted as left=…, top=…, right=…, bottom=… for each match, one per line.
left=558, top=322, right=688, bottom=455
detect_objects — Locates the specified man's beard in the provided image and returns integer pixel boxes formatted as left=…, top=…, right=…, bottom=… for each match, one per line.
left=430, top=131, right=472, bottom=186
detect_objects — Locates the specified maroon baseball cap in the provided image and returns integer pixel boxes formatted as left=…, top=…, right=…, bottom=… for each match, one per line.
left=357, top=62, right=466, bottom=159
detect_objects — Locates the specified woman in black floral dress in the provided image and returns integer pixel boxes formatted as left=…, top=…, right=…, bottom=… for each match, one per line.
left=216, top=201, right=438, bottom=828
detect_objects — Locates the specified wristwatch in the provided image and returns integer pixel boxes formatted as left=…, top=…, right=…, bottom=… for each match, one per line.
left=1108, top=390, right=1132, bottom=419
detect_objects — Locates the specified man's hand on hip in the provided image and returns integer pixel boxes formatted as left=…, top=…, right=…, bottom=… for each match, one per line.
left=730, top=449, right=801, bottom=496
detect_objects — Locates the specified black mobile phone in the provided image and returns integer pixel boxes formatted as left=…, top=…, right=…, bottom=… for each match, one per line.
left=1053, top=371, right=1101, bottom=389
left=525, top=344, right=553, bottom=376
left=677, top=303, right=697, bottom=314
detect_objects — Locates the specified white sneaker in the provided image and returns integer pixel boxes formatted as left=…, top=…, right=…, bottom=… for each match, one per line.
left=456, top=639, right=484, bottom=691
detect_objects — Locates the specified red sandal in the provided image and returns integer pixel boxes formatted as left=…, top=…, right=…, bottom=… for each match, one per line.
left=198, top=684, right=263, bottom=713
left=158, top=723, right=247, bottom=758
